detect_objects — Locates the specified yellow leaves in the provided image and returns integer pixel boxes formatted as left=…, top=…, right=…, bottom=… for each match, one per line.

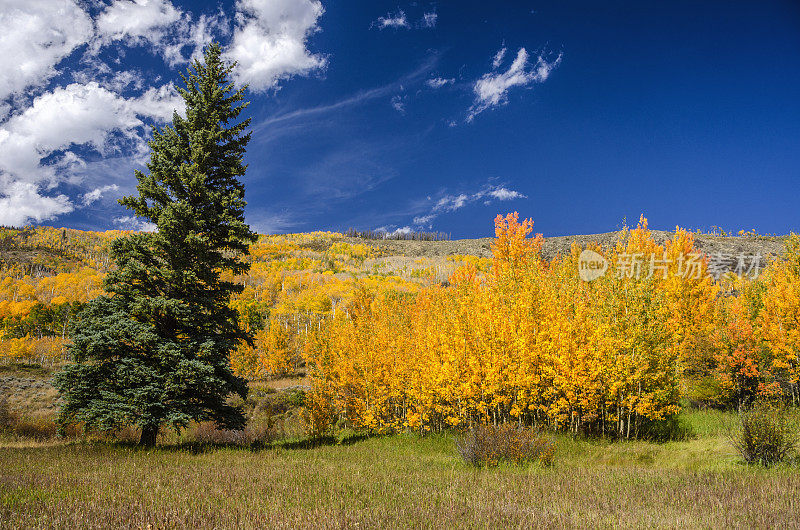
left=2, top=220, right=799, bottom=421
left=230, top=317, right=299, bottom=379
left=305, top=213, right=791, bottom=437
left=490, top=212, right=543, bottom=277
left=0, top=299, right=37, bottom=319
left=760, top=238, right=800, bottom=387
left=0, top=335, right=62, bottom=362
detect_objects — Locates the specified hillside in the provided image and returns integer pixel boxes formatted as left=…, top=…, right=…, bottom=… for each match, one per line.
left=351, top=230, right=787, bottom=261
left=1, top=225, right=789, bottom=270
left=0, top=223, right=793, bottom=379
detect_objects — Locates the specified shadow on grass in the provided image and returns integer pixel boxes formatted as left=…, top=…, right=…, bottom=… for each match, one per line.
left=87, top=431, right=374, bottom=454
left=280, top=432, right=370, bottom=450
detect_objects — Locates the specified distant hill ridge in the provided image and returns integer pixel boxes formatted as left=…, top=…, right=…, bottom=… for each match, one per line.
left=0, top=226, right=790, bottom=273
left=353, top=230, right=789, bottom=261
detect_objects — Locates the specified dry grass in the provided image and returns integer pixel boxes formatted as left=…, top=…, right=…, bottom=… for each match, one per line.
left=1, top=411, right=799, bottom=529
left=0, top=364, right=59, bottom=417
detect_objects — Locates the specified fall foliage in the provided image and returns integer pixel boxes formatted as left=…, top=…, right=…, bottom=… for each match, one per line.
left=2, top=215, right=799, bottom=436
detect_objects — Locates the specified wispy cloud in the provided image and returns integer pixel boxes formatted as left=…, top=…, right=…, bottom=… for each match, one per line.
left=372, top=8, right=437, bottom=31
left=492, top=47, right=507, bottom=69
left=114, top=215, right=157, bottom=232
left=391, top=94, right=406, bottom=113
left=245, top=210, right=299, bottom=235
left=487, top=187, right=525, bottom=201
left=412, top=182, right=527, bottom=227
left=252, top=54, right=438, bottom=134
left=467, top=47, right=562, bottom=122
left=296, top=140, right=401, bottom=200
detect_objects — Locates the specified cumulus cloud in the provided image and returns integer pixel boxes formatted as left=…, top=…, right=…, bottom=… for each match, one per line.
left=0, top=0, right=332, bottom=227
left=426, top=77, right=454, bottom=89
left=412, top=182, right=527, bottom=227
left=0, top=180, right=73, bottom=227
left=467, top=47, right=562, bottom=122
left=96, top=0, right=182, bottom=44
left=0, top=82, right=182, bottom=181
left=95, top=0, right=227, bottom=67
left=225, top=0, right=327, bottom=92
left=0, top=81, right=182, bottom=225
left=372, top=10, right=409, bottom=29
left=0, top=0, right=93, bottom=101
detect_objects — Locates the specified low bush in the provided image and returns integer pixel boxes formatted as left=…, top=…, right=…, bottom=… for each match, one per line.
left=188, top=420, right=282, bottom=446
left=731, top=402, right=798, bottom=466
left=0, top=397, right=18, bottom=432
left=456, top=423, right=555, bottom=467
left=1, top=404, right=80, bottom=440
left=13, top=416, right=58, bottom=440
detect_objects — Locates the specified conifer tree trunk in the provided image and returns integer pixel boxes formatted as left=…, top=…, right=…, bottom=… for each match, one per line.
left=140, top=424, right=159, bottom=447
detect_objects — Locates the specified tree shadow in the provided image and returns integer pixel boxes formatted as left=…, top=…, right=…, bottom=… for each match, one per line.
left=92, top=431, right=373, bottom=454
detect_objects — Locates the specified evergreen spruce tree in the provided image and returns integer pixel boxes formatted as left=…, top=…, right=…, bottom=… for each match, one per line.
left=54, top=44, right=257, bottom=446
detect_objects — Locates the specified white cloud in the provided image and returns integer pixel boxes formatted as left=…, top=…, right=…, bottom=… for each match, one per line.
left=0, top=82, right=182, bottom=183
left=103, top=70, right=146, bottom=93
left=436, top=193, right=469, bottom=212
left=467, top=47, right=562, bottom=122
left=0, top=180, right=73, bottom=227
left=488, top=187, right=524, bottom=201
left=391, top=226, right=413, bottom=236
left=114, top=215, right=157, bottom=232
left=0, top=0, right=330, bottom=227
left=412, top=183, right=527, bottom=227
left=226, top=0, right=327, bottom=92
left=411, top=214, right=435, bottom=225
left=0, top=0, right=93, bottom=101
left=82, top=184, right=120, bottom=205
left=372, top=10, right=409, bottom=29
left=95, top=0, right=226, bottom=67
left=426, top=77, right=454, bottom=89
left=421, top=12, right=438, bottom=28
left=96, top=0, right=182, bottom=44
left=0, top=82, right=182, bottom=225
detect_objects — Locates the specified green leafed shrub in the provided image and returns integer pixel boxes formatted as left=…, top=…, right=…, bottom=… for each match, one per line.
left=456, top=423, right=555, bottom=467
left=731, top=402, right=798, bottom=466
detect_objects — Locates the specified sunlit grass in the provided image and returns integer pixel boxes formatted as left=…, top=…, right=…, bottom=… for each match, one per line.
left=1, top=410, right=799, bottom=528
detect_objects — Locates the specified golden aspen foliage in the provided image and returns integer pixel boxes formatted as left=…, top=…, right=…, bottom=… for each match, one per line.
left=760, top=233, right=800, bottom=405
left=2, top=222, right=799, bottom=427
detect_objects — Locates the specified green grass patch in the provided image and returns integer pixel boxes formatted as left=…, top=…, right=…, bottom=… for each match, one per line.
left=1, top=410, right=798, bottom=528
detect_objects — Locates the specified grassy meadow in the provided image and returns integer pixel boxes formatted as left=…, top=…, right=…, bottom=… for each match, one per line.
left=2, top=409, right=799, bottom=529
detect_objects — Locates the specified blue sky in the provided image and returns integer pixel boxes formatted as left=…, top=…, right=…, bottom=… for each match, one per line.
left=1, top=1, right=799, bottom=238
